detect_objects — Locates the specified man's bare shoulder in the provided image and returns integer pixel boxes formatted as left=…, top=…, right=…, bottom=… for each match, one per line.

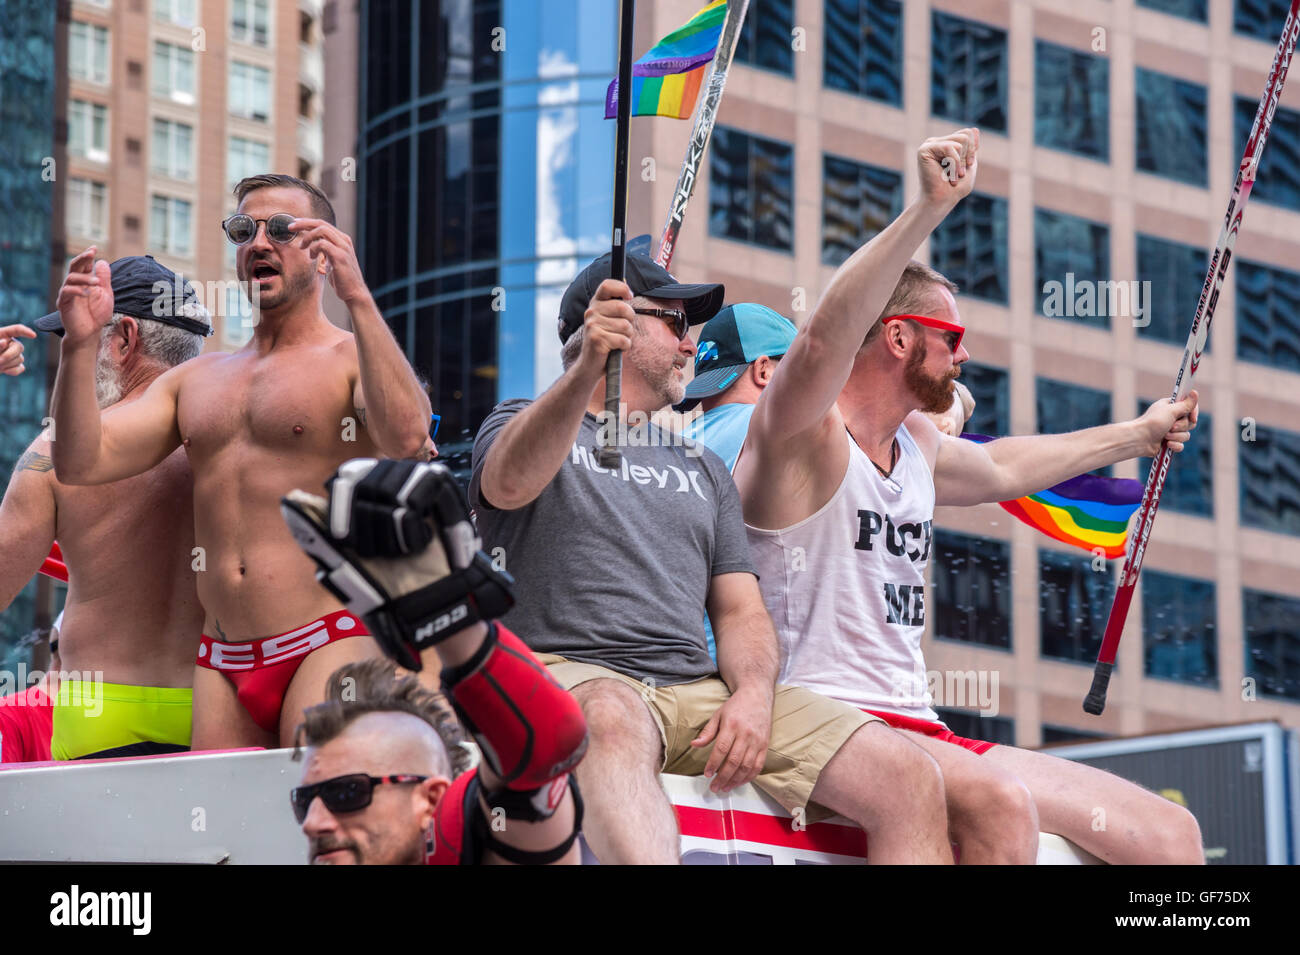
left=12, top=438, right=55, bottom=478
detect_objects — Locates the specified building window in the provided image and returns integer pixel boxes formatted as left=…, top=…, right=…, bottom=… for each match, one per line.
left=1137, top=403, right=1213, bottom=517
left=227, top=136, right=271, bottom=187
left=709, top=125, right=794, bottom=252
left=1040, top=549, right=1115, bottom=664
left=932, top=529, right=1012, bottom=650
left=1243, top=587, right=1300, bottom=701
left=1235, top=95, right=1300, bottom=212
left=154, top=0, right=197, bottom=27
left=69, top=22, right=110, bottom=85
left=820, top=154, right=902, bottom=266
left=68, top=100, right=109, bottom=162
left=152, top=41, right=195, bottom=104
left=930, top=12, right=1007, bottom=132
left=1138, top=0, right=1208, bottom=20
left=231, top=0, right=271, bottom=47
left=229, top=61, right=272, bottom=122
left=961, top=362, right=1010, bottom=436
left=151, top=195, right=193, bottom=258
left=67, top=178, right=108, bottom=240
left=734, top=0, right=794, bottom=75
left=1235, top=0, right=1295, bottom=40
left=930, top=192, right=1009, bottom=304
left=1135, top=68, right=1207, bottom=186
left=1037, top=378, right=1112, bottom=476
left=1143, top=570, right=1218, bottom=686
left=824, top=0, right=903, bottom=106
left=934, top=709, right=1015, bottom=746
left=151, top=118, right=193, bottom=180
left=1240, top=421, right=1300, bottom=536
left=1035, top=208, right=1111, bottom=329
left=1136, top=234, right=1208, bottom=347
left=1237, top=259, right=1300, bottom=374
left=1034, top=40, right=1109, bottom=160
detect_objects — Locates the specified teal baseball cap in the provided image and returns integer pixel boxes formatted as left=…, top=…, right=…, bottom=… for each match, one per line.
left=675, top=303, right=797, bottom=412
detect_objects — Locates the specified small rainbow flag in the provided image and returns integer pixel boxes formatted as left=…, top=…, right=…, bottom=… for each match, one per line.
left=962, top=434, right=1144, bottom=559
left=605, top=0, right=727, bottom=120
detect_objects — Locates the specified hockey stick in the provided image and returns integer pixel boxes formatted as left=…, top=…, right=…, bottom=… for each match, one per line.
left=655, top=0, right=751, bottom=269
left=597, top=0, right=638, bottom=468
left=1084, top=0, right=1300, bottom=715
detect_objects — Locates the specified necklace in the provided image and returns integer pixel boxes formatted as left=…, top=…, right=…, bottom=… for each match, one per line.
left=847, top=427, right=899, bottom=482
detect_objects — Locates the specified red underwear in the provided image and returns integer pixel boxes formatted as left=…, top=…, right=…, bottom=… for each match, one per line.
left=863, top=709, right=998, bottom=756
left=196, top=609, right=370, bottom=733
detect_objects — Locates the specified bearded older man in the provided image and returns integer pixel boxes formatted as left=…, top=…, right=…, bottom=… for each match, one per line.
left=0, top=255, right=208, bottom=759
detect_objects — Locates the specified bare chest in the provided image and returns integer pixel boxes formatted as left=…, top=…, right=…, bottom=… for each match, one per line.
left=177, top=350, right=361, bottom=457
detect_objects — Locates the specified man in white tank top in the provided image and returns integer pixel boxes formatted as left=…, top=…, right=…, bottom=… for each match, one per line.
left=733, top=128, right=1205, bottom=864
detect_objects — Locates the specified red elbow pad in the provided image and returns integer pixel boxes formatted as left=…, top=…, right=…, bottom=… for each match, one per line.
left=440, top=623, right=588, bottom=791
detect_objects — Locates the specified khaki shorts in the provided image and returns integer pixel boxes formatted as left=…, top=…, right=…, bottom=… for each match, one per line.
left=536, top=654, right=881, bottom=823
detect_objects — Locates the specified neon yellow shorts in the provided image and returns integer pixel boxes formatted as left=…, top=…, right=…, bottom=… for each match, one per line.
left=51, top=680, right=192, bottom=761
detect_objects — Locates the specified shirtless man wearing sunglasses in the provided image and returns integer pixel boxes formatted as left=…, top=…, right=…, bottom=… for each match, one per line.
left=49, top=174, right=432, bottom=750
left=730, top=128, right=1205, bottom=863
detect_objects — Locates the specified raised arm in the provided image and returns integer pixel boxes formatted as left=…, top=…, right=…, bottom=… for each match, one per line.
left=749, top=129, right=980, bottom=449
left=478, top=279, right=634, bottom=510
left=49, top=249, right=185, bottom=485
left=0, top=441, right=58, bottom=613
left=924, top=392, right=1198, bottom=506
left=287, top=217, right=431, bottom=458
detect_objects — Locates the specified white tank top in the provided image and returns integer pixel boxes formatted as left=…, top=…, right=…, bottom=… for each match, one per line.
left=747, top=423, right=937, bottom=718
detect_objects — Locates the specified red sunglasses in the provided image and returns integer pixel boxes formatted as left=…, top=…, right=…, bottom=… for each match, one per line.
left=882, top=314, right=965, bottom=354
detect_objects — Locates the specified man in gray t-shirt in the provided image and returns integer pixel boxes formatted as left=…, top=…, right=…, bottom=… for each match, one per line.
left=470, top=251, right=951, bottom=865
left=471, top=399, right=750, bottom=685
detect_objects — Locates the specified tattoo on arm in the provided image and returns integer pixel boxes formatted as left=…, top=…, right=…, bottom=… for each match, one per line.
left=16, top=450, right=53, bottom=473
left=355, top=406, right=368, bottom=429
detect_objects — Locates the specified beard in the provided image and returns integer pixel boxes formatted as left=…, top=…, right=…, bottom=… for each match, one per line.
left=94, top=331, right=123, bottom=408
left=627, top=327, right=686, bottom=409
left=904, top=339, right=958, bottom=414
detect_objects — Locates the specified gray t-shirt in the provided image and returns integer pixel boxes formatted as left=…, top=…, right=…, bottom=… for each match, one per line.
left=469, top=399, right=756, bottom=685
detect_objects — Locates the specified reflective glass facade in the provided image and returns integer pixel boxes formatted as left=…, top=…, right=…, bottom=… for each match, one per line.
left=931, top=12, right=1008, bottom=132
left=932, top=529, right=1012, bottom=650
left=0, top=0, right=54, bottom=672
left=1034, top=40, right=1109, bottom=160
left=709, top=126, right=794, bottom=252
left=1040, top=550, right=1115, bottom=664
left=1143, top=570, right=1218, bottom=687
left=824, top=0, right=903, bottom=106
left=1239, top=422, right=1300, bottom=537
left=359, top=0, right=616, bottom=435
left=735, top=0, right=794, bottom=76
left=1135, top=68, right=1207, bottom=186
left=820, top=154, right=902, bottom=267
left=930, top=192, right=1009, bottom=304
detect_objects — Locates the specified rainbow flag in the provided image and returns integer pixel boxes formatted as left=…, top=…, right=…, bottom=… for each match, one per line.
left=962, top=434, right=1144, bottom=559
left=605, top=0, right=727, bottom=120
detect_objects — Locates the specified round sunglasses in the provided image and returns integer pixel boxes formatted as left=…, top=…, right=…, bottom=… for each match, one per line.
left=222, top=213, right=297, bottom=246
left=291, top=772, right=429, bottom=823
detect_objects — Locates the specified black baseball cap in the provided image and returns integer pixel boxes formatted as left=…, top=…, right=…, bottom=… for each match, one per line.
left=557, top=251, right=724, bottom=344
left=674, top=303, right=797, bottom=412
left=33, top=255, right=213, bottom=337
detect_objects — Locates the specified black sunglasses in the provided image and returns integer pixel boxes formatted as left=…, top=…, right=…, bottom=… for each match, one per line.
left=633, top=306, right=689, bottom=340
left=222, top=213, right=297, bottom=246
left=290, top=773, right=428, bottom=823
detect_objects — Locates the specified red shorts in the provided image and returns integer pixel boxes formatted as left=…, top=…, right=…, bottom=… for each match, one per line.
left=196, top=609, right=370, bottom=733
left=863, top=709, right=998, bottom=756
